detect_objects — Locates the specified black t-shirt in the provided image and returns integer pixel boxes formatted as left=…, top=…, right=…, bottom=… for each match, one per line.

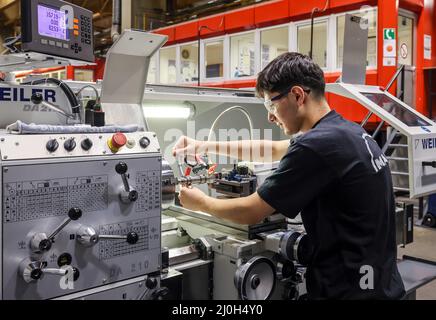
left=258, top=110, right=405, bottom=299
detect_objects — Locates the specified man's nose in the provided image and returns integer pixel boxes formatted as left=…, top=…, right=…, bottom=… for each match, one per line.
left=268, top=112, right=276, bottom=123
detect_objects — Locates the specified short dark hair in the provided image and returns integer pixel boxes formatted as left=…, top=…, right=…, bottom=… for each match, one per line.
left=256, top=52, right=326, bottom=100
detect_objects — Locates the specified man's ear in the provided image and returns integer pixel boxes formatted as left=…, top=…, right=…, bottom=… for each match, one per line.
left=291, top=87, right=304, bottom=106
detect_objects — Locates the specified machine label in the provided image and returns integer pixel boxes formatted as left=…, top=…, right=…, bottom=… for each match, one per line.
left=0, top=87, right=56, bottom=103
left=421, top=138, right=436, bottom=150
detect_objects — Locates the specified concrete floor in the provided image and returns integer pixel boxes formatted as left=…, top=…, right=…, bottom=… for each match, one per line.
left=398, top=225, right=436, bottom=300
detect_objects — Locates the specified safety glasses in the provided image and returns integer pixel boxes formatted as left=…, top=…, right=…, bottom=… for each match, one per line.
left=263, top=86, right=311, bottom=113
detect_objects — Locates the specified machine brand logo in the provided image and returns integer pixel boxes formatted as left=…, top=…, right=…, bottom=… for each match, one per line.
left=421, top=126, right=431, bottom=133
left=0, top=87, right=57, bottom=103
left=421, top=138, right=436, bottom=150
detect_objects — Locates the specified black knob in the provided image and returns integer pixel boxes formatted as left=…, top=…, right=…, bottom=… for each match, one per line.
left=126, top=232, right=139, bottom=244
left=115, top=162, right=128, bottom=175
left=46, top=139, right=59, bottom=153
left=64, top=138, right=76, bottom=152
left=39, top=239, right=52, bottom=252
left=68, top=208, right=82, bottom=220
left=81, top=138, right=93, bottom=151
left=139, top=137, right=151, bottom=149
left=129, top=190, right=138, bottom=202
left=146, top=277, right=158, bottom=290
left=31, top=93, right=43, bottom=105
left=30, top=268, right=43, bottom=281
left=57, top=253, right=72, bottom=267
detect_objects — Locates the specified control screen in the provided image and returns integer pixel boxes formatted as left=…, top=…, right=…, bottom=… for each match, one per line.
left=362, top=92, right=432, bottom=127
left=37, top=4, right=69, bottom=40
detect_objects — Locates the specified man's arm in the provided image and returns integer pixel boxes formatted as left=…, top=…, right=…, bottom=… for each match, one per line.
left=178, top=187, right=276, bottom=225
left=173, top=136, right=289, bottom=162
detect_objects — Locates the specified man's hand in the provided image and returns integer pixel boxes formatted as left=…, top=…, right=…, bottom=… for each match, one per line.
left=172, top=136, right=205, bottom=158
left=178, top=186, right=207, bottom=212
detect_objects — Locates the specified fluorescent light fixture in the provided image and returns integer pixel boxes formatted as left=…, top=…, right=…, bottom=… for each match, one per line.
left=143, top=102, right=195, bottom=119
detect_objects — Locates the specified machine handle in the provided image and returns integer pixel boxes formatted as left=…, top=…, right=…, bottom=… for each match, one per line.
left=99, top=231, right=139, bottom=244
left=115, top=162, right=138, bottom=203
left=77, top=225, right=139, bottom=246
left=30, top=208, right=82, bottom=253
left=422, top=161, right=436, bottom=168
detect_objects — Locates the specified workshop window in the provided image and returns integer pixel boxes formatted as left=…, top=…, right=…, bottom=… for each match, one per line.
left=230, top=32, right=255, bottom=78
left=159, top=47, right=177, bottom=84
left=74, top=69, right=94, bottom=82
left=337, top=8, right=377, bottom=68
left=205, top=40, right=224, bottom=79
left=297, top=22, right=327, bottom=68
left=261, top=26, right=289, bottom=70
left=180, top=43, right=198, bottom=83
left=147, top=54, right=157, bottom=84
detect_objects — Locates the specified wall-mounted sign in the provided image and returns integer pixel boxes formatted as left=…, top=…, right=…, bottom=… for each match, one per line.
left=383, top=28, right=396, bottom=58
left=424, top=34, right=432, bottom=60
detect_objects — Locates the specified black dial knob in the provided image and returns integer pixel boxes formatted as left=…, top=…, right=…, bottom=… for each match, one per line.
left=126, top=232, right=139, bottom=245
left=64, top=138, right=76, bottom=152
left=146, top=277, right=158, bottom=290
left=46, top=139, right=59, bottom=153
left=129, top=190, right=138, bottom=202
left=115, top=162, right=128, bottom=175
left=81, top=138, right=93, bottom=151
left=68, top=208, right=82, bottom=220
left=139, top=137, right=151, bottom=149
left=30, top=268, right=43, bottom=281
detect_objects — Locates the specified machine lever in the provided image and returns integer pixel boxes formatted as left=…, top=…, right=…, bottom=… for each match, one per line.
left=30, top=208, right=82, bottom=253
left=115, top=162, right=138, bottom=203
left=422, top=161, right=436, bottom=168
left=76, top=225, right=139, bottom=247
left=19, top=258, right=80, bottom=283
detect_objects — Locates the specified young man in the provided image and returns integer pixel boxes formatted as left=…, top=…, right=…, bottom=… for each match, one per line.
left=173, top=52, right=405, bottom=299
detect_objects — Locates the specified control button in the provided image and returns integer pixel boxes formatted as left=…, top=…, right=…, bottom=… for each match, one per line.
left=74, top=25, right=79, bottom=30
left=56, top=42, right=62, bottom=48
left=108, top=133, right=127, bottom=153
left=57, top=253, right=72, bottom=267
left=41, top=39, right=48, bottom=45
left=85, top=39, right=91, bottom=45
left=139, top=137, right=151, bottom=149
left=49, top=40, right=55, bottom=46
left=74, top=18, right=79, bottom=24
left=81, top=138, right=93, bottom=151
left=126, top=139, right=136, bottom=149
left=63, top=43, right=69, bottom=49
left=46, top=139, right=59, bottom=153
left=74, top=30, right=79, bottom=36
left=64, top=138, right=76, bottom=152
left=78, top=46, right=82, bottom=52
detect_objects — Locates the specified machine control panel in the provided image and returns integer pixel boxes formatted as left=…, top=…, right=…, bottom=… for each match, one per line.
left=0, top=132, right=162, bottom=299
left=21, top=0, right=95, bottom=62
left=0, top=132, right=160, bottom=161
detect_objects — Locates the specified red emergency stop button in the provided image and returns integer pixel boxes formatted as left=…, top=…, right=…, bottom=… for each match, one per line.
left=108, top=132, right=127, bottom=153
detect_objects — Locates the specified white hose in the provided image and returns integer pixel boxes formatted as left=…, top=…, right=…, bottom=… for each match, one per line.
left=207, top=105, right=254, bottom=143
